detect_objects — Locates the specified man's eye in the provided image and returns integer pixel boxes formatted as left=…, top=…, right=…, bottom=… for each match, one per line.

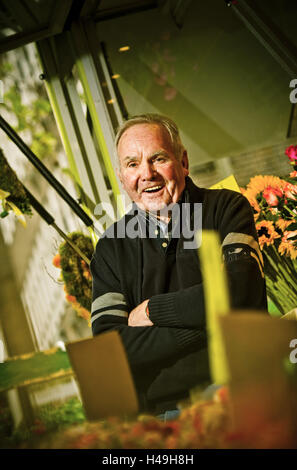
left=127, top=162, right=138, bottom=168
left=155, top=157, right=165, bottom=163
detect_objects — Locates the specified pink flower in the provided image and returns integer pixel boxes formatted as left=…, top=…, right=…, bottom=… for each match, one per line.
left=262, top=186, right=283, bottom=206
left=285, top=145, right=297, bottom=163
left=284, top=183, right=297, bottom=200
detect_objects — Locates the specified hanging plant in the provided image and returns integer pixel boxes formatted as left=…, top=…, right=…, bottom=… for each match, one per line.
left=242, top=146, right=297, bottom=314
left=0, top=148, right=32, bottom=222
left=53, top=232, right=93, bottom=325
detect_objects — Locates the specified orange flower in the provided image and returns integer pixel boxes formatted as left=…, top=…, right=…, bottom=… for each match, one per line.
left=52, top=254, right=61, bottom=268
left=276, top=219, right=293, bottom=232
left=66, top=293, right=77, bottom=303
left=76, top=307, right=91, bottom=324
left=256, top=220, right=280, bottom=249
left=83, top=269, right=92, bottom=281
left=253, top=212, right=260, bottom=222
left=289, top=170, right=297, bottom=178
left=278, top=231, right=297, bottom=259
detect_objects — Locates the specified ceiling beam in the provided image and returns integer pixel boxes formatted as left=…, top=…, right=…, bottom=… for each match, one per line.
left=0, top=0, right=72, bottom=54
left=93, top=0, right=158, bottom=22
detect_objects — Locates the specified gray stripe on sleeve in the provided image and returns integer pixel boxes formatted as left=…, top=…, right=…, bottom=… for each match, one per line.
left=91, top=292, right=127, bottom=314
left=91, top=309, right=128, bottom=324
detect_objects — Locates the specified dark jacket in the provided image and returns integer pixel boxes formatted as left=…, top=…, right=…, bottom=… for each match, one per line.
left=90, top=177, right=267, bottom=413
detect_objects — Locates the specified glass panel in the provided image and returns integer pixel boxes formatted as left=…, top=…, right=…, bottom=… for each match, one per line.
left=96, top=0, right=296, bottom=172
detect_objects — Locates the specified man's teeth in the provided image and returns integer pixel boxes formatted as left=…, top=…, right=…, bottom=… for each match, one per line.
left=144, top=185, right=163, bottom=192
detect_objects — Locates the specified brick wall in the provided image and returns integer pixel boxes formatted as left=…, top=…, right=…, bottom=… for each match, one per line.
left=190, top=138, right=297, bottom=189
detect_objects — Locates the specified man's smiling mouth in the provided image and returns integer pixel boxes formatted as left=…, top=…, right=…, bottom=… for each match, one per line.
left=143, top=185, right=164, bottom=193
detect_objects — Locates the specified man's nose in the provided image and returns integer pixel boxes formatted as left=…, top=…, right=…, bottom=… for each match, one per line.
left=140, top=161, right=156, bottom=180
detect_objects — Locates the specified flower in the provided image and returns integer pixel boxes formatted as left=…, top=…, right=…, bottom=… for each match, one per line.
left=275, top=219, right=292, bottom=232
left=283, top=183, right=297, bottom=200
left=253, top=211, right=260, bottom=222
left=76, top=307, right=91, bottom=324
left=262, top=186, right=283, bottom=206
left=52, top=232, right=93, bottom=323
left=285, top=145, right=297, bottom=164
left=256, top=220, right=281, bottom=249
left=278, top=231, right=297, bottom=259
left=52, top=254, right=61, bottom=268
left=242, top=149, right=297, bottom=314
left=66, top=293, right=77, bottom=303
left=243, top=175, right=286, bottom=212
left=83, top=269, right=92, bottom=281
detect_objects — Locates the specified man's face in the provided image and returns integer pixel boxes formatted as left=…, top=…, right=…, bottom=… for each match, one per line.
left=117, top=123, right=189, bottom=212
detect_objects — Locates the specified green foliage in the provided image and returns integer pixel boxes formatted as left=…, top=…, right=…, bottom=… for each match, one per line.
left=37, top=397, right=86, bottom=431
left=2, top=397, right=86, bottom=448
left=2, top=77, right=58, bottom=160
left=0, top=62, right=13, bottom=74
left=0, top=148, right=32, bottom=216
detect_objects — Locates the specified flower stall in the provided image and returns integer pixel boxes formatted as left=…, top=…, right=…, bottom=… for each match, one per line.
left=1, top=144, right=297, bottom=450
left=242, top=146, right=297, bottom=314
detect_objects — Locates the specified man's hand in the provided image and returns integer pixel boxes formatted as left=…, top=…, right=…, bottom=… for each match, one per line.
left=128, top=299, right=153, bottom=327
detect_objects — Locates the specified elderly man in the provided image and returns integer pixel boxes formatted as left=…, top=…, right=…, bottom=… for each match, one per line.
left=90, top=114, right=267, bottom=417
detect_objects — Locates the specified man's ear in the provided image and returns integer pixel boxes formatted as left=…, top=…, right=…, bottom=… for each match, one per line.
left=181, top=150, right=189, bottom=176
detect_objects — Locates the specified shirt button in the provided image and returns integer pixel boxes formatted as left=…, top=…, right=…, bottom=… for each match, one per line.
left=162, top=242, right=168, bottom=248
left=154, top=229, right=158, bottom=235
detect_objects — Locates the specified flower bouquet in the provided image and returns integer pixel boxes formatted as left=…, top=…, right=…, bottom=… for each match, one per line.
left=53, top=232, right=93, bottom=324
left=242, top=145, right=297, bottom=314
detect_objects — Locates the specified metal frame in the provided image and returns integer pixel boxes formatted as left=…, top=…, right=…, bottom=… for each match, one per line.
left=0, top=0, right=73, bottom=54
left=37, top=21, right=127, bottom=229
left=71, top=20, right=126, bottom=215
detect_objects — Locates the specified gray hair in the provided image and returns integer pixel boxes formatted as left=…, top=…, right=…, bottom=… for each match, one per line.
left=115, top=113, right=185, bottom=162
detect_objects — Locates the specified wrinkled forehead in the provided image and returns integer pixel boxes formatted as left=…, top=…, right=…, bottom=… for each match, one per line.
left=117, top=123, right=174, bottom=163
left=117, top=123, right=173, bottom=154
